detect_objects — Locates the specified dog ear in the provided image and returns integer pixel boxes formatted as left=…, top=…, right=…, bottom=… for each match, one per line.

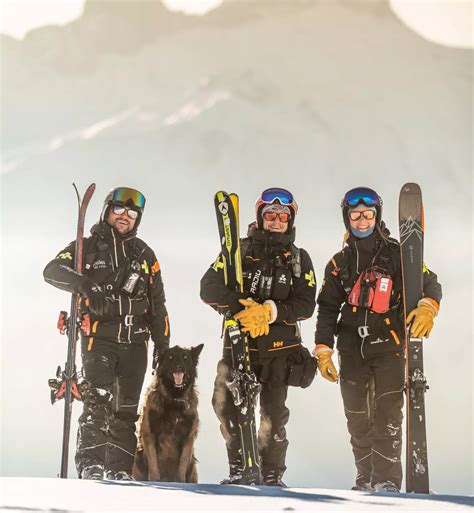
left=191, top=343, right=204, bottom=363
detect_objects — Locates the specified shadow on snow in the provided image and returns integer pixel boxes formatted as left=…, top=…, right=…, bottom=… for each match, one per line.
left=99, top=481, right=473, bottom=507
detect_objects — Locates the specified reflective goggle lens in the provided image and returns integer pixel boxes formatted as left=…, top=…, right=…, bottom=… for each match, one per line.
left=112, top=187, right=146, bottom=209
left=344, top=187, right=380, bottom=207
left=348, top=210, right=376, bottom=221
left=263, top=211, right=290, bottom=223
left=111, top=205, right=139, bottom=220
left=261, top=187, right=294, bottom=205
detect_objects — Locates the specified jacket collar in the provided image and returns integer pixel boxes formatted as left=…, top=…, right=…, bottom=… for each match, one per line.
left=345, top=221, right=391, bottom=253
left=90, top=220, right=137, bottom=244
left=247, top=222, right=295, bottom=249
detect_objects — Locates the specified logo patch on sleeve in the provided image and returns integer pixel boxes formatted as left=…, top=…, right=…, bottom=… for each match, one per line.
left=305, top=270, right=316, bottom=287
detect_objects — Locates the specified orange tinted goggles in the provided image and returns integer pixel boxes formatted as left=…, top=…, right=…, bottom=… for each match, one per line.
left=263, top=211, right=290, bottom=223
left=348, top=210, right=376, bottom=221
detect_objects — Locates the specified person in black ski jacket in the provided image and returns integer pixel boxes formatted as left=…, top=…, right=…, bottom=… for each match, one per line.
left=201, top=188, right=317, bottom=486
left=44, top=187, right=170, bottom=480
left=314, top=186, right=442, bottom=493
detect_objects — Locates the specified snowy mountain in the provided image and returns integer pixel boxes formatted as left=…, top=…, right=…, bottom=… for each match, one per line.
left=1, top=0, right=472, bottom=497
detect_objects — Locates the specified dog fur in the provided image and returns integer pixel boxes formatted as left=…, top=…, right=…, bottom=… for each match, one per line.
left=132, top=344, right=204, bottom=482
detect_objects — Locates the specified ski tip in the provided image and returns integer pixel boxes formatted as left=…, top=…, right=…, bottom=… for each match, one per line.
left=214, top=190, right=228, bottom=200
left=401, top=182, right=421, bottom=194
left=72, top=183, right=96, bottom=194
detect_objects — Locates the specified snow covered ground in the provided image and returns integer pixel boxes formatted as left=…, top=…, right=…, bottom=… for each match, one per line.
left=1, top=477, right=472, bottom=513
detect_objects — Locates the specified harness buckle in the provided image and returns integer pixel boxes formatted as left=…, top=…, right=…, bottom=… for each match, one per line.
left=358, top=325, right=370, bottom=338
left=124, top=315, right=134, bottom=327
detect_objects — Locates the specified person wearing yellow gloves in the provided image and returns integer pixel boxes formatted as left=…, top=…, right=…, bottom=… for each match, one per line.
left=201, top=188, right=316, bottom=486
left=314, top=187, right=442, bottom=493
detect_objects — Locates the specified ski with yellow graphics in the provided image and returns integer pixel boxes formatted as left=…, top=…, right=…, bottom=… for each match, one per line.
left=214, top=191, right=262, bottom=485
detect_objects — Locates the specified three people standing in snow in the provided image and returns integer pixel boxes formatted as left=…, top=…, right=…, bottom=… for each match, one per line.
left=44, top=185, right=441, bottom=491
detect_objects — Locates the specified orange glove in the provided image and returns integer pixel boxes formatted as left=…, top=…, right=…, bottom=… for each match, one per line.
left=313, top=344, right=338, bottom=383
left=234, top=299, right=273, bottom=339
left=406, top=298, right=439, bottom=338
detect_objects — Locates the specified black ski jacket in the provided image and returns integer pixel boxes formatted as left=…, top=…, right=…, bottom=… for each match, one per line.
left=43, top=221, right=170, bottom=352
left=314, top=224, right=442, bottom=359
left=200, top=225, right=316, bottom=357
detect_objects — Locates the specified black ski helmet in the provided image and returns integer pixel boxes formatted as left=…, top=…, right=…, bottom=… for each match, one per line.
left=101, top=187, right=146, bottom=229
left=255, top=187, right=298, bottom=232
left=341, top=186, right=382, bottom=230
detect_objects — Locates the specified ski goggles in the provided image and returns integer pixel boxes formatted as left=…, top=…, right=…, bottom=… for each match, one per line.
left=342, top=187, right=382, bottom=208
left=111, top=205, right=139, bottom=220
left=259, top=188, right=298, bottom=213
left=348, top=209, right=376, bottom=221
left=263, top=211, right=291, bottom=223
left=111, top=187, right=146, bottom=210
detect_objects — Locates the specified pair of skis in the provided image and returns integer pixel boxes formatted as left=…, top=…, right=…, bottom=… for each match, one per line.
left=399, top=182, right=430, bottom=494
left=214, top=191, right=262, bottom=485
left=49, top=183, right=96, bottom=478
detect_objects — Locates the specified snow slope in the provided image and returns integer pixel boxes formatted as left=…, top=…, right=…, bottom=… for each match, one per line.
left=1, top=477, right=472, bottom=513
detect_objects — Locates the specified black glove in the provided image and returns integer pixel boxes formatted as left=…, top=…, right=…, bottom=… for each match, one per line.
left=80, top=281, right=108, bottom=316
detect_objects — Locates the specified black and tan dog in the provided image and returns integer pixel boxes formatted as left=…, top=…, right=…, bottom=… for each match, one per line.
left=132, top=344, right=204, bottom=482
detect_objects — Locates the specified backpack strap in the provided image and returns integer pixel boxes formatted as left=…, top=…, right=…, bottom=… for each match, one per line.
left=290, top=243, right=301, bottom=278
left=241, top=238, right=301, bottom=278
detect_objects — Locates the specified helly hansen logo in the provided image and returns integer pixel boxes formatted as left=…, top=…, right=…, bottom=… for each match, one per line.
left=273, top=341, right=284, bottom=348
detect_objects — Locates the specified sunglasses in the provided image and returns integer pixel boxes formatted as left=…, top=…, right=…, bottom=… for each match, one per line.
left=348, top=210, right=376, bottom=221
left=342, top=187, right=382, bottom=208
left=263, top=211, right=290, bottom=223
left=111, top=205, right=139, bottom=220
left=112, top=187, right=146, bottom=210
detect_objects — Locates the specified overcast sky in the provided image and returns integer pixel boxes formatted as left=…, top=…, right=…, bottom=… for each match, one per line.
left=0, top=0, right=472, bottom=48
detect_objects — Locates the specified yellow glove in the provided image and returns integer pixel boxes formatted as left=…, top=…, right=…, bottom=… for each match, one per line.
left=313, top=344, right=338, bottom=383
left=406, top=298, right=439, bottom=338
left=234, top=299, right=273, bottom=339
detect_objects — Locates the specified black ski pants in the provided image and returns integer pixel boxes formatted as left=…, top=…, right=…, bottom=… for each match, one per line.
left=212, top=357, right=289, bottom=480
left=76, top=337, right=147, bottom=477
left=339, top=351, right=405, bottom=489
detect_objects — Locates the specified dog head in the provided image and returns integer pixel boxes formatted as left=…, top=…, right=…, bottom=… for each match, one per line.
left=156, top=344, right=204, bottom=396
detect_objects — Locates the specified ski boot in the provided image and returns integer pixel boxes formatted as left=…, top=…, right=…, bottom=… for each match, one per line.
left=105, top=470, right=135, bottom=481
left=351, top=482, right=373, bottom=491
left=373, top=481, right=400, bottom=493
left=220, top=462, right=243, bottom=485
left=263, top=470, right=286, bottom=487
left=81, top=464, right=104, bottom=480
